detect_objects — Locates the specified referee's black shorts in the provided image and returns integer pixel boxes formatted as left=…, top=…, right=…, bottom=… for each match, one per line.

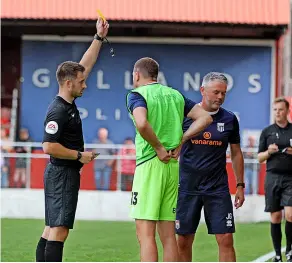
left=44, top=163, right=80, bottom=229
left=264, top=171, right=292, bottom=213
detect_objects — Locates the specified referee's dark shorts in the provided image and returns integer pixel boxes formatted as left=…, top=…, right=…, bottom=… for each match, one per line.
left=264, top=171, right=292, bottom=212
left=44, top=163, right=80, bottom=229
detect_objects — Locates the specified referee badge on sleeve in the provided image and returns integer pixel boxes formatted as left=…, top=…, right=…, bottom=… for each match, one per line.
left=45, top=121, right=58, bottom=134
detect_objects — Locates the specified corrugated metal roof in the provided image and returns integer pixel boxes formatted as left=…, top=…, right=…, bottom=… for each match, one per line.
left=1, top=0, right=290, bottom=25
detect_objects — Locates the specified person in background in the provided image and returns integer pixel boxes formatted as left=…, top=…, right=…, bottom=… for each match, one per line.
left=1, top=127, right=12, bottom=188
left=1, top=107, right=11, bottom=136
left=93, top=127, right=115, bottom=190
left=14, top=128, right=32, bottom=188
left=258, top=97, right=292, bottom=262
left=119, top=137, right=136, bottom=191
left=243, top=135, right=259, bottom=194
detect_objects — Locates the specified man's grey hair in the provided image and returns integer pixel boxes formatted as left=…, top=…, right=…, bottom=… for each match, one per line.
left=201, top=72, right=228, bottom=87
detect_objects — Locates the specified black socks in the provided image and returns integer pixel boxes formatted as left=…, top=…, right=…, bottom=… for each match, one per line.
left=45, top=241, right=64, bottom=262
left=271, top=223, right=282, bottom=256
left=36, top=237, right=47, bottom=262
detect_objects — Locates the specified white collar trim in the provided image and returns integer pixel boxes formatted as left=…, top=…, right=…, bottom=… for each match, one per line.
left=199, top=102, right=220, bottom=115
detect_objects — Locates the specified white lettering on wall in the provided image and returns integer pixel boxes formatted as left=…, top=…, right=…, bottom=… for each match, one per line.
left=96, top=108, right=107, bottom=120
left=248, top=74, right=261, bottom=93
left=224, top=73, right=234, bottom=92
left=60, top=108, right=243, bottom=123
left=30, top=70, right=262, bottom=94
left=183, top=72, right=201, bottom=91
left=78, top=108, right=88, bottom=120
left=97, top=70, right=110, bottom=89
left=115, top=109, right=121, bottom=120
left=124, top=71, right=133, bottom=90
left=32, top=68, right=50, bottom=88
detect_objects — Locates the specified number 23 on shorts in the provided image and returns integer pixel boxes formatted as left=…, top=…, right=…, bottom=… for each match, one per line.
left=131, top=192, right=138, bottom=205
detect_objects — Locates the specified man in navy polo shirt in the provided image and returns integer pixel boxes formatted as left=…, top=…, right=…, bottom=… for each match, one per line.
left=176, top=72, right=245, bottom=262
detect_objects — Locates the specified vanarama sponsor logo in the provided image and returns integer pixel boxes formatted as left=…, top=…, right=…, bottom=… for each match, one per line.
left=191, top=132, right=222, bottom=146
left=203, top=132, right=211, bottom=139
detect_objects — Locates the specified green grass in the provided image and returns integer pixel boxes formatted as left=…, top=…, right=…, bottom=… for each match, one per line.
left=1, top=219, right=285, bottom=262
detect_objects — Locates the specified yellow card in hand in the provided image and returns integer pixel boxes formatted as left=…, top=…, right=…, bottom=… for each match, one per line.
left=97, top=10, right=106, bottom=23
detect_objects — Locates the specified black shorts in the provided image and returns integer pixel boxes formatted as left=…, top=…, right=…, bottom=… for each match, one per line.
left=44, top=163, right=80, bottom=229
left=265, top=172, right=292, bottom=213
left=176, top=192, right=235, bottom=235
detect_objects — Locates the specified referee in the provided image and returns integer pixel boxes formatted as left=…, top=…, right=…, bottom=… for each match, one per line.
left=258, top=97, right=292, bottom=262
left=35, top=19, right=109, bottom=262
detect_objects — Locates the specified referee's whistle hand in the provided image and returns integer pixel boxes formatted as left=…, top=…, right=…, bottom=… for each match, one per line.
left=268, top=143, right=279, bottom=155
left=79, top=152, right=95, bottom=164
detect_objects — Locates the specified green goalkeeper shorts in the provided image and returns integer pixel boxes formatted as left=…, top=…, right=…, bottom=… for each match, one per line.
left=129, top=156, right=179, bottom=221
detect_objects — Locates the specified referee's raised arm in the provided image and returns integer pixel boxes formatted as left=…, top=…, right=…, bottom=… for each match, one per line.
left=79, top=18, right=109, bottom=80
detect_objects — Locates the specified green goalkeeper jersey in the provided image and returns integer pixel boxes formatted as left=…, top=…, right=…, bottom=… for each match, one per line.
left=126, top=83, right=185, bottom=165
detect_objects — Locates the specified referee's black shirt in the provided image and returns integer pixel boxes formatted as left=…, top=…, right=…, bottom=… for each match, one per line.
left=42, top=96, right=84, bottom=169
left=258, top=122, right=292, bottom=174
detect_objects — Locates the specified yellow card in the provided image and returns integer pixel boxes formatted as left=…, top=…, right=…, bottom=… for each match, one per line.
left=97, top=10, right=106, bottom=23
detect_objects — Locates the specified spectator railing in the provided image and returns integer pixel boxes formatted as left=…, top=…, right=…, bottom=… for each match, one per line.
left=1, top=141, right=136, bottom=191
left=1, top=141, right=262, bottom=193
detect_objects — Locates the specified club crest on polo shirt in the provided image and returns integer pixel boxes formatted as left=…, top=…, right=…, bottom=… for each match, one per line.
left=45, top=121, right=58, bottom=134
left=217, top=123, right=225, bottom=132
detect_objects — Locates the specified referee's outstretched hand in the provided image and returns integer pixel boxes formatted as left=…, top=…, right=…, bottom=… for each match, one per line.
left=268, top=143, right=279, bottom=155
left=79, top=152, right=95, bottom=164
left=155, top=146, right=171, bottom=164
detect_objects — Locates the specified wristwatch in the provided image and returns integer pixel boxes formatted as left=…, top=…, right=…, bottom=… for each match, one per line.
left=77, top=151, right=82, bottom=161
left=236, top=183, right=245, bottom=188
left=94, top=34, right=104, bottom=42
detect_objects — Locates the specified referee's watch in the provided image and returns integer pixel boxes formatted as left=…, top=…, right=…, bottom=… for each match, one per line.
left=94, top=34, right=104, bottom=42
left=236, top=183, right=245, bottom=188
left=77, top=151, right=82, bottom=161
